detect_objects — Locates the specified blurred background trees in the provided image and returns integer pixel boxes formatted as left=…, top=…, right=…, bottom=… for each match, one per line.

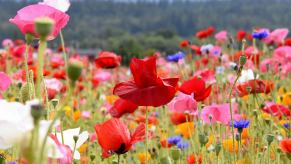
left=1, top=0, right=291, bottom=63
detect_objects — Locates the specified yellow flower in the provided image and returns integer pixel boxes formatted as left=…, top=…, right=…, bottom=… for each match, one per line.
left=63, top=106, right=72, bottom=116
left=278, top=86, right=287, bottom=95
left=79, top=143, right=88, bottom=154
left=175, top=122, right=194, bottom=138
left=222, top=138, right=245, bottom=153
left=137, top=152, right=151, bottom=164
left=106, top=95, right=118, bottom=104
left=282, top=92, right=291, bottom=106
left=73, top=110, right=81, bottom=122
left=261, top=113, right=271, bottom=121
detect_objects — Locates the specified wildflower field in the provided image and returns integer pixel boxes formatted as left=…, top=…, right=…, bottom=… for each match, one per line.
left=0, top=1, right=291, bottom=164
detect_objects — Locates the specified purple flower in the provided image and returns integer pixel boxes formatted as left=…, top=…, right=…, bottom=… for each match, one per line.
left=166, top=51, right=185, bottom=62
left=168, top=135, right=182, bottom=145
left=252, top=29, right=269, bottom=40
left=231, top=120, right=250, bottom=129
left=177, top=140, right=189, bottom=149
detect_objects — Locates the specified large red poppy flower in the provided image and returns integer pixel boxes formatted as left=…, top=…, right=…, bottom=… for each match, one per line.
left=236, top=79, right=274, bottom=97
left=261, top=102, right=290, bottom=118
left=94, top=51, right=121, bottom=69
left=109, top=98, right=138, bottom=118
left=179, top=77, right=212, bottom=102
left=113, top=56, right=179, bottom=107
left=95, top=118, right=145, bottom=158
left=280, top=138, right=291, bottom=153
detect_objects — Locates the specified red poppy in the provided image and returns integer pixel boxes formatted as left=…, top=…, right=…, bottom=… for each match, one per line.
left=95, top=118, right=145, bottom=158
left=237, top=30, right=247, bottom=41
left=170, top=112, right=193, bottom=125
left=113, top=56, right=179, bottom=107
left=53, top=70, right=66, bottom=80
left=187, top=154, right=202, bottom=164
left=196, top=26, right=215, bottom=39
left=160, top=139, right=173, bottom=148
left=135, top=115, right=159, bottom=125
left=236, top=79, right=274, bottom=97
left=109, top=98, right=138, bottom=118
left=190, top=45, right=201, bottom=55
left=179, top=77, right=212, bottom=102
left=180, top=40, right=190, bottom=48
left=262, top=103, right=290, bottom=118
left=280, top=138, right=291, bottom=153
left=234, top=50, right=260, bottom=67
left=94, top=51, right=121, bottom=69
left=284, top=38, right=291, bottom=46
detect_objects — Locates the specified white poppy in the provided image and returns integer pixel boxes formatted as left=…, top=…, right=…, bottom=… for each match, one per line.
left=238, top=69, right=257, bottom=83
left=55, top=128, right=89, bottom=160
left=0, top=100, right=33, bottom=149
left=40, top=0, right=71, bottom=13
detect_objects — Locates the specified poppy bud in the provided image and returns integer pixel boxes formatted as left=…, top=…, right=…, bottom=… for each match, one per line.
left=90, top=155, right=95, bottom=161
left=159, top=156, right=172, bottom=164
left=20, top=82, right=33, bottom=103
left=239, top=54, right=247, bottom=66
left=25, top=33, right=34, bottom=45
left=67, top=59, right=83, bottom=83
left=73, top=135, right=79, bottom=143
left=266, top=134, right=274, bottom=145
left=34, top=17, right=55, bottom=40
left=170, top=148, right=181, bottom=161
left=199, top=133, right=208, bottom=147
left=215, top=143, right=222, bottom=156
left=29, top=99, right=44, bottom=123
left=51, top=99, right=59, bottom=108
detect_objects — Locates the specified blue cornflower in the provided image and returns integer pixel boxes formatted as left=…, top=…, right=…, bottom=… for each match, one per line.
left=252, top=29, right=269, bottom=40
left=166, top=51, right=185, bottom=62
left=231, top=120, right=250, bottom=132
left=284, top=123, right=290, bottom=129
left=176, top=140, right=189, bottom=149
left=168, top=135, right=182, bottom=145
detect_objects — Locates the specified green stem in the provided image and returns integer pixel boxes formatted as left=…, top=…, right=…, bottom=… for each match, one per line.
left=229, top=69, right=241, bottom=162
left=38, top=112, right=61, bottom=164
left=145, top=106, right=149, bottom=164
left=36, top=39, right=47, bottom=99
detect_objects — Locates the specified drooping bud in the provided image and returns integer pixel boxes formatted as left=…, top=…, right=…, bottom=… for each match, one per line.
left=266, top=134, right=274, bottom=145
left=67, top=59, right=83, bottom=83
left=29, top=99, right=44, bottom=124
left=170, top=148, right=181, bottom=161
left=34, top=17, right=55, bottom=40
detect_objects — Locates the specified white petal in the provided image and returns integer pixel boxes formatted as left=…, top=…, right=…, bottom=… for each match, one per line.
left=76, top=131, right=89, bottom=148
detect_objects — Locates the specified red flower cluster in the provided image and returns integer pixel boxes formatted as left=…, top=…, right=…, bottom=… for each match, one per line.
left=196, top=26, right=215, bottom=39
left=236, top=79, right=274, bottom=97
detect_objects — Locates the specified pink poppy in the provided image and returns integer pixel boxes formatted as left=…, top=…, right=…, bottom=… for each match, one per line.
left=215, top=30, right=228, bottom=43
left=263, top=28, right=289, bottom=44
left=201, top=103, right=239, bottom=125
left=273, top=46, right=291, bottom=63
left=0, top=72, right=12, bottom=92
left=50, top=55, right=65, bottom=68
left=168, top=92, right=198, bottom=115
left=2, top=39, right=14, bottom=48
left=93, top=71, right=112, bottom=82
left=81, top=111, right=91, bottom=119
left=45, top=78, right=63, bottom=92
left=9, top=4, right=69, bottom=40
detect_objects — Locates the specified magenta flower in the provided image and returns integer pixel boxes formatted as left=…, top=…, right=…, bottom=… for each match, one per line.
left=0, top=72, right=12, bottom=92
left=9, top=4, right=69, bottom=40
left=215, top=30, right=228, bottom=43
left=263, top=28, right=289, bottom=44
left=168, top=92, right=198, bottom=115
left=201, top=103, right=240, bottom=125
